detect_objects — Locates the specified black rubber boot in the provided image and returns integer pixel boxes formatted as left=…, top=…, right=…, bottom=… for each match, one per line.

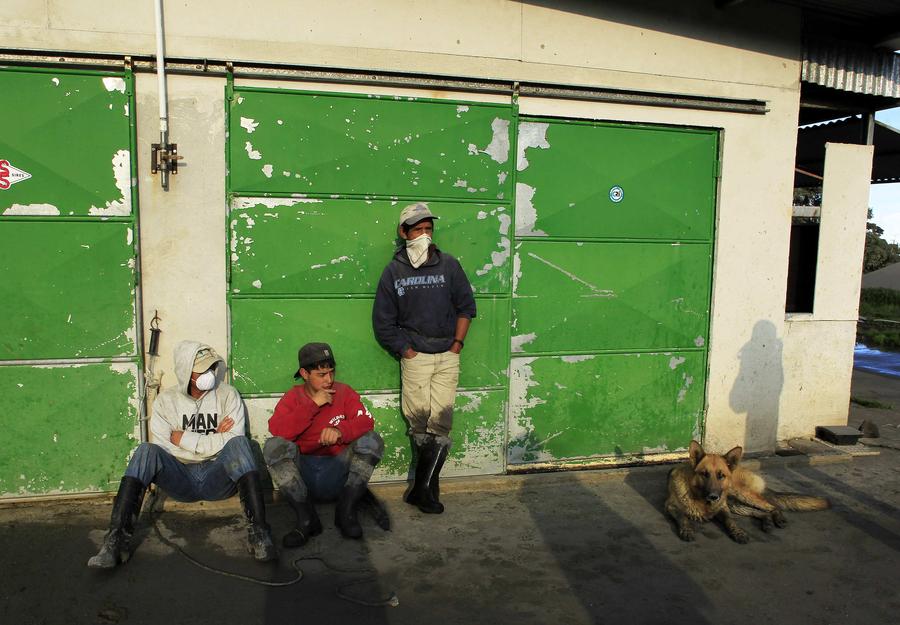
left=335, top=482, right=368, bottom=539
left=87, top=476, right=146, bottom=569
left=282, top=497, right=322, bottom=548
left=405, top=438, right=445, bottom=514
left=237, top=471, right=278, bottom=562
left=429, top=441, right=449, bottom=506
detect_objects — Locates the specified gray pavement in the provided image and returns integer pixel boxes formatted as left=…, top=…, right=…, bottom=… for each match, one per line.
left=2, top=369, right=899, bottom=625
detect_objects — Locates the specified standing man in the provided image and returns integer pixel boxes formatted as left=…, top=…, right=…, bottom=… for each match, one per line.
left=373, top=202, right=476, bottom=514
left=264, top=343, right=386, bottom=544
left=88, top=340, right=276, bottom=568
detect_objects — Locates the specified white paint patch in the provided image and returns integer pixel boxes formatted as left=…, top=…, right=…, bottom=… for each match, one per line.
left=126, top=227, right=133, bottom=245
left=475, top=214, right=511, bottom=277
left=124, top=103, right=129, bottom=117
left=88, top=150, right=131, bottom=216
left=467, top=143, right=479, bottom=156
left=244, top=141, right=262, bottom=160
left=3, top=204, right=60, bottom=216
left=252, top=280, right=262, bottom=289
left=406, top=157, right=421, bottom=165
left=240, top=117, right=259, bottom=133
left=694, top=336, right=706, bottom=347
left=677, top=374, right=695, bottom=403
left=456, top=105, right=469, bottom=116
left=511, top=333, right=537, bottom=352
left=561, top=355, right=595, bottom=363
left=261, top=164, right=274, bottom=178
left=483, top=118, right=510, bottom=164
left=498, top=172, right=508, bottom=185
left=51, top=77, right=60, bottom=86
left=273, top=312, right=284, bottom=318
left=310, top=263, right=326, bottom=269
left=477, top=211, right=488, bottom=220
left=669, top=356, right=686, bottom=369
left=66, top=314, right=72, bottom=323
left=515, top=183, right=547, bottom=236
left=102, top=77, right=126, bottom=93
left=517, top=122, right=550, bottom=171
left=232, top=197, right=321, bottom=210
left=453, top=179, right=468, bottom=188
left=363, top=394, right=401, bottom=410
left=330, top=256, right=351, bottom=265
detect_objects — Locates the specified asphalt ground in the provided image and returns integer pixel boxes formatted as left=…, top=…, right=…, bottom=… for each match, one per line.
left=1, top=368, right=898, bottom=625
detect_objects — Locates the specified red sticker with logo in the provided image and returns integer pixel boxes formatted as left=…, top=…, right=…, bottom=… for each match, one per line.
left=0, top=160, right=32, bottom=190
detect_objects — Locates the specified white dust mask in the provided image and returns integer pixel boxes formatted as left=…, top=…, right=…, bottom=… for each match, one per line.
left=406, top=235, right=432, bottom=269
left=195, top=369, right=217, bottom=391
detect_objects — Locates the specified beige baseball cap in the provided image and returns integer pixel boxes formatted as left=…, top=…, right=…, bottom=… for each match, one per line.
left=192, top=347, right=220, bottom=373
left=398, top=202, right=439, bottom=226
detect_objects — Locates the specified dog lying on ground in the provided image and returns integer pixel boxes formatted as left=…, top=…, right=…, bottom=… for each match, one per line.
left=665, top=440, right=830, bottom=543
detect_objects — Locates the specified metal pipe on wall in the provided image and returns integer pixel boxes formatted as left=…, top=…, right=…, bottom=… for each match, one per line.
left=154, top=0, right=170, bottom=190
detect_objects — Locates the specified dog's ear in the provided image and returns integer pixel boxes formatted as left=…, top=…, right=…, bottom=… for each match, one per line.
left=724, top=446, right=743, bottom=469
left=688, top=440, right=705, bottom=467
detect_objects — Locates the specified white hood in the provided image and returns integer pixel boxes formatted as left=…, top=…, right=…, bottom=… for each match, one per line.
left=172, top=340, right=224, bottom=397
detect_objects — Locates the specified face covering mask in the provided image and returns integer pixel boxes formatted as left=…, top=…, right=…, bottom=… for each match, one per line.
left=406, top=235, right=432, bottom=269
left=195, top=369, right=217, bottom=392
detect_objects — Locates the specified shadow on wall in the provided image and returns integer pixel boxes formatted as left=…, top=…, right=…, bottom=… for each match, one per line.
left=730, top=320, right=784, bottom=453
left=520, top=472, right=714, bottom=624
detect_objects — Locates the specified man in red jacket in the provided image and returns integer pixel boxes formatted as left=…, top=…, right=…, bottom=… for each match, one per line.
left=263, top=342, right=386, bottom=544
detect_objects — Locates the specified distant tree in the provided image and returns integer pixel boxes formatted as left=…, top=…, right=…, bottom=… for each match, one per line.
left=864, top=208, right=900, bottom=273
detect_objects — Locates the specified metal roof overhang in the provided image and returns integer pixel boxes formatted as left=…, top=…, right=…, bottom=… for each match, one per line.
left=795, top=117, right=900, bottom=185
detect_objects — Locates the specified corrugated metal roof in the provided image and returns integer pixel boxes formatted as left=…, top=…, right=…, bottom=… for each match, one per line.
left=795, top=116, right=900, bottom=184
left=802, top=40, right=900, bottom=98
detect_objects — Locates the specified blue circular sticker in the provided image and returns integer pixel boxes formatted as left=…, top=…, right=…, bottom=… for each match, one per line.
left=609, top=186, right=624, bottom=203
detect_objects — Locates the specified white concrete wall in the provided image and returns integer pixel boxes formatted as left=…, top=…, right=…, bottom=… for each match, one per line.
left=135, top=74, right=228, bottom=381
left=778, top=143, right=874, bottom=442
left=1, top=0, right=835, bottom=453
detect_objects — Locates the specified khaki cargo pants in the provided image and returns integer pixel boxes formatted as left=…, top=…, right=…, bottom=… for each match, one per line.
left=400, top=350, right=460, bottom=439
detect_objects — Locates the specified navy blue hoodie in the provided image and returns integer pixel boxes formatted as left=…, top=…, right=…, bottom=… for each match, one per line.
left=373, top=246, right=476, bottom=356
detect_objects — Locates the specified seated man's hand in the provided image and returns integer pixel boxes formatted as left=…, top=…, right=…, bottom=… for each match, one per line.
left=309, top=387, right=336, bottom=407
left=170, top=430, right=184, bottom=446
left=318, top=426, right=342, bottom=446
left=217, top=416, right=235, bottom=433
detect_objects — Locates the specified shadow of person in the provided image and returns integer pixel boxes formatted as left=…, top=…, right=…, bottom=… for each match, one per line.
left=730, top=320, right=784, bottom=453
left=518, top=471, right=714, bottom=624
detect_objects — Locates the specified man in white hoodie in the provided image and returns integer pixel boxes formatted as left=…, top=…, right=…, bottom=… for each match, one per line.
left=87, top=340, right=276, bottom=568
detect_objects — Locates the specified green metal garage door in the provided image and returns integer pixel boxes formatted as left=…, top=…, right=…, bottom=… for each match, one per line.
left=227, top=86, right=718, bottom=476
left=509, top=117, right=717, bottom=466
left=0, top=67, right=140, bottom=497
left=227, top=86, right=514, bottom=479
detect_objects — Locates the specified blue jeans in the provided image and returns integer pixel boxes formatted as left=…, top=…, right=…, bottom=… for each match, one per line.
left=263, top=431, right=384, bottom=502
left=124, top=437, right=259, bottom=502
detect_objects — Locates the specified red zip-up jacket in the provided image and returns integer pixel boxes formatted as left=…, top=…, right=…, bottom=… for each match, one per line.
left=268, top=382, right=374, bottom=456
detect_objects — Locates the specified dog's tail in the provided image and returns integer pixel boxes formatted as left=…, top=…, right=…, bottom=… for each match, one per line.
left=769, top=493, right=830, bottom=511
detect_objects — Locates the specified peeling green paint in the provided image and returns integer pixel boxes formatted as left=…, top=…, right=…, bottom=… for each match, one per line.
left=0, top=68, right=140, bottom=498
left=366, top=390, right=507, bottom=481
left=230, top=296, right=509, bottom=394
left=0, top=70, right=132, bottom=217
left=228, top=88, right=513, bottom=199
left=0, top=222, right=137, bottom=359
left=508, top=352, right=705, bottom=463
left=512, top=240, right=711, bottom=354
left=230, top=197, right=511, bottom=295
left=0, top=364, right=139, bottom=495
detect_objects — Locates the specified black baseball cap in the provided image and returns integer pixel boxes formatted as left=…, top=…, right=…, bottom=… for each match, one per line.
left=294, top=342, right=336, bottom=378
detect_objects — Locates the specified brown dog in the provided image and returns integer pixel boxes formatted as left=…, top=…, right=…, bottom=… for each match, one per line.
left=665, top=440, right=830, bottom=543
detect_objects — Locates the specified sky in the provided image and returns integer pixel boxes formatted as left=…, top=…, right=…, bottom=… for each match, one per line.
left=869, top=107, right=900, bottom=243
